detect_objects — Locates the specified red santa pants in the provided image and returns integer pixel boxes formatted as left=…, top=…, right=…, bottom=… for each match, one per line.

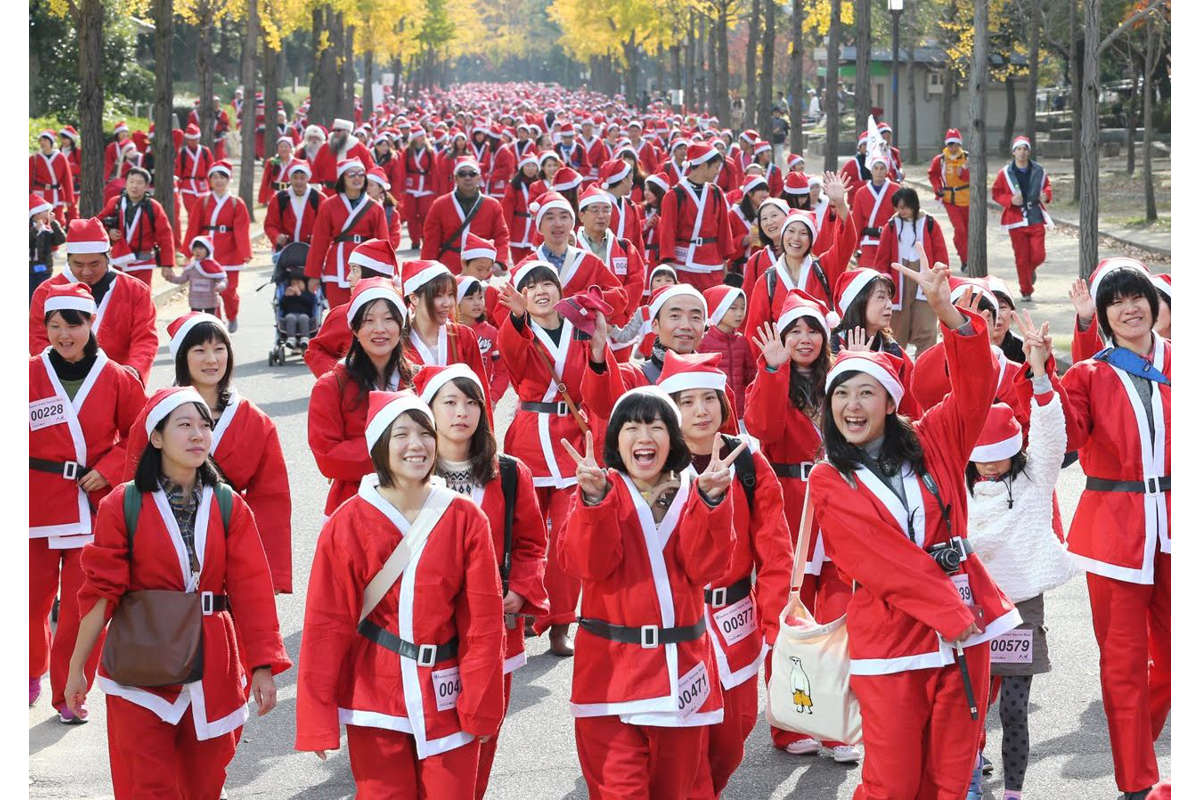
left=404, top=194, right=435, bottom=249
left=857, top=242, right=882, bottom=270
left=29, top=539, right=100, bottom=709
left=106, top=696, right=237, bottom=800
left=942, top=203, right=969, bottom=266
left=536, top=486, right=581, bottom=632
left=323, top=282, right=352, bottom=310
left=1007, top=224, right=1047, bottom=297
left=691, top=676, right=758, bottom=799
left=771, top=562, right=854, bottom=750
left=849, top=643, right=989, bottom=800
left=675, top=269, right=726, bottom=293
left=345, top=724, right=480, bottom=799
left=575, top=715, right=707, bottom=800
left=219, top=270, right=241, bottom=323
left=1086, top=550, right=1171, bottom=792
left=474, top=671, right=513, bottom=799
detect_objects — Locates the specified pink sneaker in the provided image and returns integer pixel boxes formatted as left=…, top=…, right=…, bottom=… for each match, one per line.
left=57, top=705, right=88, bottom=725
left=29, top=677, right=41, bottom=707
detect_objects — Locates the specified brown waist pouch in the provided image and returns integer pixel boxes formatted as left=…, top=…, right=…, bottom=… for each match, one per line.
left=100, top=590, right=224, bottom=687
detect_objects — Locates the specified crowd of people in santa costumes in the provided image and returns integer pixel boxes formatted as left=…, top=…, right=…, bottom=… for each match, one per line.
left=28, top=81, right=1171, bottom=800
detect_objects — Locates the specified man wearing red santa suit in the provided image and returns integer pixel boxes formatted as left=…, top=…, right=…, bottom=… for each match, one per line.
left=626, top=119, right=662, bottom=175
left=175, top=123, right=214, bottom=223
left=657, top=143, right=738, bottom=292
left=1061, top=259, right=1170, bottom=800
left=992, top=135, right=1053, bottom=301
left=850, top=150, right=901, bottom=269
left=554, top=124, right=591, bottom=176
left=575, top=185, right=646, bottom=329
left=580, top=118, right=607, bottom=186
left=295, top=389, right=505, bottom=799
left=97, top=166, right=176, bottom=288
left=187, top=96, right=232, bottom=159
left=102, top=121, right=134, bottom=185
left=30, top=218, right=159, bottom=383
left=304, top=158, right=391, bottom=309
left=560, top=385, right=737, bottom=800
left=807, top=260, right=1020, bottom=800
left=371, top=132, right=407, bottom=201
left=183, top=160, right=251, bottom=330
left=304, top=239, right=398, bottom=378
left=404, top=127, right=438, bottom=250
left=29, top=282, right=146, bottom=720
left=310, top=118, right=376, bottom=195
left=263, top=160, right=321, bottom=253
left=65, top=386, right=290, bottom=799
left=927, top=128, right=971, bottom=268
left=257, top=136, right=295, bottom=206
left=877, top=121, right=905, bottom=182
left=30, top=130, right=76, bottom=225
left=487, top=128, right=517, bottom=199
left=421, top=156, right=512, bottom=274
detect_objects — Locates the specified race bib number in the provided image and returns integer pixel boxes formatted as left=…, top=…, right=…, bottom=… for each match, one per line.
left=676, top=661, right=711, bottom=719
left=990, top=628, right=1033, bottom=664
left=951, top=574, right=974, bottom=607
left=432, top=666, right=462, bottom=712
left=713, top=595, right=757, bottom=647
left=29, top=397, right=68, bottom=431
left=612, top=256, right=628, bottom=275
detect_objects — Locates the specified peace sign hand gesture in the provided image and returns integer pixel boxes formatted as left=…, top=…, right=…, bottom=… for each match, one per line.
left=1013, top=310, right=1052, bottom=377
left=562, top=431, right=609, bottom=505
left=896, top=242, right=963, bottom=328
left=695, top=434, right=748, bottom=503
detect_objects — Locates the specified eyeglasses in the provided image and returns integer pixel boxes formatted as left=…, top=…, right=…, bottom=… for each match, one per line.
left=456, top=171, right=480, bottom=178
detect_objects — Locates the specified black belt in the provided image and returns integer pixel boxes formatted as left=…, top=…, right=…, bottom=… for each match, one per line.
left=861, top=227, right=881, bottom=238
left=577, top=617, right=706, bottom=648
left=514, top=211, right=531, bottom=218
left=29, top=457, right=89, bottom=480
left=199, top=592, right=229, bottom=615
left=521, top=400, right=570, bottom=416
left=1086, top=476, right=1170, bottom=494
left=686, top=236, right=717, bottom=246
left=358, top=619, right=459, bottom=666
left=36, top=182, right=60, bottom=190
left=203, top=225, right=231, bottom=233
left=770, top=461, right=814, bottom=480
left=946, top=185, right=969, bottom=193
left=704, top=575, right=752, bottom=608
left=132, top=251, right=155, bottom=260
left=335, top=233, right=366, bottom=244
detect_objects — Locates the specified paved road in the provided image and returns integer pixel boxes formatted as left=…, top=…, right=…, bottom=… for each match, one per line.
left=30, top=217, right=1169, bottom=798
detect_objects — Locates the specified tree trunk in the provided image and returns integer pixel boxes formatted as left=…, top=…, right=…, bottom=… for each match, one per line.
left=716, top=3, right=730, bottom=125
left=263, top=40, right=278, bottom=164
left=682, top=11, right=692, bottom=105
left=906, top=35, right=917, bottom=164
left=854, top=0, right=871, bottom=134
left=198, top=1, right=215, bottom=151
left=1026, top=0, right=1040, bottom=153
left=152, top=0, right=175, bottom=228
left=965, top=0, right=989, bottom=277
left=702, top=16, right=713, bottom=112
left=238, top=0, right=258, bottom=216
left=1070, top=0, right=1081, bottom=203
left=789, top=0, right=805, bottom=152
left=392, top=55, right=402, bottom=99
left=1143, top=18, right=1159, bottom=221
left=1002, top=75, right=1016, bottom=157
left=1078, top=0, right=1100, bottom=276
left=746, top=0, right=759, bottom=119
left=1125, top=70, right=1137, bottom=176
left=824, top=0, right=842, bottom=172
left=363, top=50, right=374, bottom=118
left=939, top=1, right=956, bottom=135
left=341, top=24, right=356, bottom=121
left=758, top=0, right=775, bottom=135
left=77, top=0, right=105, bottom=216
left=624, top=32, right=639, bottom=104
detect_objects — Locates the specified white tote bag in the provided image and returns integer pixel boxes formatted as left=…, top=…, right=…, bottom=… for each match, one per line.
left=765, top=487, right=862, bottom=744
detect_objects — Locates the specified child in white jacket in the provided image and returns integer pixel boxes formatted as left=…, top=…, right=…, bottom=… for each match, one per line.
left=965, top=321, right=1079, bottom=800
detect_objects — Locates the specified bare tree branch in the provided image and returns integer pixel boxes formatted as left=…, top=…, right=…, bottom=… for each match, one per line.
left=1100, top=0, right=1165, bottom=55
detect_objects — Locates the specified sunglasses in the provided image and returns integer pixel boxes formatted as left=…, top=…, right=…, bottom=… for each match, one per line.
left=456, top=171, right=480, bottom=178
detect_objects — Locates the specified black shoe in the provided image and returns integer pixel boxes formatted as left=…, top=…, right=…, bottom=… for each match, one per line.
left=1122, top=790, right=1151, bottom=800
left=981, top=754, right=994, bottom=775
left=1021, top=294, right=1033, bottom=303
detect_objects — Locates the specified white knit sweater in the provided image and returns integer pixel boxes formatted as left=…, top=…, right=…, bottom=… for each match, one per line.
left=967, top=392, right=1080, bottom=603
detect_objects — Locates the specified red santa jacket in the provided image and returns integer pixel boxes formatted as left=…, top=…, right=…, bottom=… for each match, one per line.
left=30, top=267, right=158, bottom=383
left=295, top=483, right=504, bottom=755
left=875, top=212, right=951, bottom=301
left=80, top=482, right=290, bottom=740
left=991, top=161, right=1053, bottom=230
left=374, top=150, right=406, bottom=196
left=310, top=142, right=376, bottom=194
left=838, top=155, right=870, bottom=204
left=381, top=202, right=403, bottom=249
left=420, top=193, right=512, bottom=272
left=175, top=145, right=214, bottom=199
left=716, top=156, right=743, bottom=197
left=576, top=230, right=646, bottom=324
left=29, top=150, right=75, bottom=217
left=555, top=141, right=590, bottom=176
left=609, top=195, right=646, bottom=255
left=1062, top=334, right=1170, bottom=584
left=29, top=350, right=145, bottom=544
left=98, top=193, right=176, bottom=271
left=263, top=186, right=321, bottom=250
left=304, top=193, right=390, bottom=289
left=120, top=390, right=293, bottom=593
left=517, top=245, right=630, bottom=325
left=258, top=156, right=289, bottom=206
left=501, top=181, right=536, bottom=250
left=582, top=137, right=608, bottom=182
left=912, top=341, right=1028, bottom=431
left=406, top=322, right=494, bottom=415
left=404, top=146, right=437, bottom=198
left=850, top=179, right=901, bottom=267
left=560, top=471, right=733, bottom=724
left=304, top=302, right=351, bottom=378
left=658, top=180, right=738, bottom=275
left=807, top=311, right=1020, bottom=676
left=629, top=139, right=661, bottom=174
left=487, top=145, right=515, bottom=197
left=183, top=192, right=252, bottom=269
left=698, top=327, right=755, bottom=419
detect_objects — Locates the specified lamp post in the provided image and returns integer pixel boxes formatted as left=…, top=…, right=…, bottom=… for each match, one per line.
left=889, top=0, right=904, bottom=146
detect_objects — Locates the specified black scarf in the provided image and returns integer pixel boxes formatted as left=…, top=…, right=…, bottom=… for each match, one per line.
left=48, top=348, right=96, bottom=381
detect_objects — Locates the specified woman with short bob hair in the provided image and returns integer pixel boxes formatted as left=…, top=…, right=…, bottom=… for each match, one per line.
left=66, top=386, right=289, bottom=798
left=559, top=386, right=739, bottom=799
left=296, top=389, right=505, bottom=799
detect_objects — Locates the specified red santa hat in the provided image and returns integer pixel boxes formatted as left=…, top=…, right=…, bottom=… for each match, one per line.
left=948, top=276, right=999, bottom=313
left=1011, top=135, right=1031, bottom=152
left=456, top=275, right=483, bottom=303
left=611, top=384, right=682, bottom=424
left=826, top=349, right=905, bottom=406
left=113, top=121, right=130, bottom=135
left=284, top=159, right=312, bottom=178
left=453, top=156, right=481, bottom=176
left=461, top=233, right=497, bottom=264
left=753, top=140, right=773, bottom=157
left=182, top=122, right=201, bottom=139
left=414, top=363, right=484, bottom=406
left=758, top=197, right=790, bottom=220
left=970, top=403, right=1023, bottom=463
left=409, top=125, right=427, bottom=139
left=857, top=131, right=869, bottom=146
left=1088, top=256, right=1151, bottom=301
left=648, top=264, right=678, bottom=285
left=702, top=285, right=745, bottom=327
left=331, top=118, right=354, bottom=132
left=402, top=259, right=452, bottom=297
left=337, top=158, right=366, bottom=177
left=58, top=126, right=79, bottom=143
left=348, top=277, right=406, bottom=323
left=644, top=173, right=671, bottom=194
left=366, top=167, right=391, bottom=191
left=627, top=119, right=644, bottom=131
left=738, top=129, right=758, bottom=143
left=143, top=386, right=208, bottom=437
left=188, top=235, right=214, bottom=257
left=787, top=152, right=805, bottom=170
left=207, top=160, right=233, bottom=177
left=877, top=122, right=893, bottom=135
left=65, top=217, right=111, bottom=255
left=779, top=289, right=837, bottom=337
left=167, top=311, right=226, bottom=358
left=38, top=129, right=56, bottom=143
left=1150, top=273, right=1171, bottom=298
left=657, top=350, right=728, bottom=396
left=577, top=185, right=613, bottom=211
left=647, top=283, right=706, bottom=322
left=779, top=209, right=818, bottom=243
left=835, top=268, right=892, bottom=315
left=559, top=123, right=576, bottom=136
left=348, top=239, right=398, bottom=278
left=783, top=171, right=811, bottom=196
left=517, top=150, right=540, bottom=170
left=532, top=191, right=575, bottom=228
left=364, top=390, right=434, bottom=452
left=985, top=275, right=1015, bottom=307
left=43, top=282, right=97, bottom=317
left=944, top=128, right=963, bottom=145
left=685, top=141, right=720, bottom=168
left=511, top=259, right=560, bottom=290
left=29, top=193, right=53, bottom=218
left=551, top=167, right=583, bottom=192
left=741, top=175, right=768, bottom=196
left=537, top=149, right=562, bottom=168
left=599, top=159, right=632, bottom=186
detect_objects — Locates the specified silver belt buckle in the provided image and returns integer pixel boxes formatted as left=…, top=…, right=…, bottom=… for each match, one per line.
left=62, top=461, right=80, bottom=480
left=416, top=643, right=437, bottom=667
left=800, top=462, right=814, bottom=481
left=709, top=587, right=728, bottom=608
left=200, top=590, right=214, bottom=615
left=640, top=625, right=659, bottom=648
left=555, top=401, right=568, bottom=416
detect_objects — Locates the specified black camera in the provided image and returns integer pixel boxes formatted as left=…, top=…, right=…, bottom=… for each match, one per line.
left=101, top=214, right=121, bottom=232
left=927, top=539, right=968, bottom=574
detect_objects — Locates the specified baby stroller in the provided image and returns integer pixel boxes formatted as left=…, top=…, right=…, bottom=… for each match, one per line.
left=262, top=242, right=324, bottom=366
